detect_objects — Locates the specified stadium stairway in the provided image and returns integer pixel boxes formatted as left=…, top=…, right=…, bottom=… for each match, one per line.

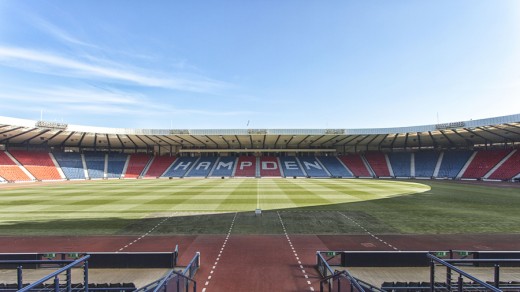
left=143, top=156, right=176, bottom=178
left=318, top=156, right=353, bottom=178
left=210, top=156, right=237, bottom=177
left=339, top=154, right=371, bottom=177
left=9, top=150, right=61, bottom=181
left=53, top=152, right=85, bottom=179
left=297, top=156, right=330, bottom=177
left=461, top=149, right=511, bottom=179
left=488, top=149, right=520, bottom=180
left=279, top=156, right=306, bottom=177
left=186, top=156, right=218, bottom=177
left=124, top=154, right=152, bottom=178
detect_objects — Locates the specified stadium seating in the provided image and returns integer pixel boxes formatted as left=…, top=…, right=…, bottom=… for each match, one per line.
left=106, top=153, right=127, bottom=179
left=298, top=156, right=329, bottom=177
left=279, top=156, right=305, bottom=177
left=436, top=151, right=473, bottom=178
left=364, top=152, right=391, bottom=177
left=186, top=156, right=218, bottom=177
left=318, top=156, right=353, bottom=178
left=162, top=157, right=199, bottom=177
left=414, top=152, right=439, bottom=178
left=143, top=156, right=176, bottom=178
left=259, top=156, right=282, bottom=177
left=84, top=152, right=106, bottom=179
left=388, top=152, right=411, bottom=177
left=461, top=149, right=511, bottom=179
left=210, top=157, right=236, bottom=177
left=124, top=153, right=151, bottom=178
left=0, top=151, right=31, bottom=181
left=234, top=156, right=257, bottom=177
left=9, top=150, right=61, bottom=180
left=488, top=150, right=520, bottom=180
left=53, top=152, right=85, bottom=179
left=339, top=154, right=371, bottom=177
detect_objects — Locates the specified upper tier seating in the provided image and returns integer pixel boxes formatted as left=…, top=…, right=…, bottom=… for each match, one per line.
left=124, top=154, right=151, bottom=178
left=106, top=153, right=127, bottom=179
left=143, top=156, right=176, bottom=178
left=364, top=152, right=391, bottom=177
left=489, top=150, right=520, bottom=180
left=84, top=152, right=105, bottom=179
left=279, top=156, right=305, bottom=177
left=414, top=152, right=439, bottom=178
left=437, top=151, right=473, bottom=178
left=234, top=156, right=257, bottom=177
left=259, top=156, right=282, bottom=177
left=162, top=157, right=199, bottom=177
left=210, top=157, right=236, bottom=177
left=462, top=149, right=511, bottom=179
left=186, top=157, right=218, bottom=177
left=9, top=150, right=61, bottom=180
left=0, top=151, right=31, bottom=181
left=388, top=152, right=411, bottom=177
left=318, top=156, right=352, bottom=178
left=298, top=156, right=329, bottom=177
left=53, top=152, right=85, bottom=179
left=339, top=155, right=371, bottom=177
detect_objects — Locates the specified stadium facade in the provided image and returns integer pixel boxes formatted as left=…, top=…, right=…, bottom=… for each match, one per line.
left=0, top=114, right=519, bottom=182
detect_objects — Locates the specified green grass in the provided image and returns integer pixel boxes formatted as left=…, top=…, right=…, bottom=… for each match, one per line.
left=0, top=178, right=518, bottom=235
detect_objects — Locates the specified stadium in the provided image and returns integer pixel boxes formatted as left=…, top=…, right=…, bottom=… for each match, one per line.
left=0, top=113, right=520, bottom=291
left=2, top=1, right=520, bottom=291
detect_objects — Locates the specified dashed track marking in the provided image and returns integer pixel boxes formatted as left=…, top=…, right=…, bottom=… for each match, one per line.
left=277, top=211, right=315, bottom=291
left=203, top=212, right=237, bottom=292
left=337, top=211, right=400, bottom=251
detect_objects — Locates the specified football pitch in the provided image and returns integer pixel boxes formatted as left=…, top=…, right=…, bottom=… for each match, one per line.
left=0, top=178, right=519, bottom=236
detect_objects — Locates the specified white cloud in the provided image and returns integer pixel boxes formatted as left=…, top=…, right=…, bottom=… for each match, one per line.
left=0, top=46, right=231, bottom=93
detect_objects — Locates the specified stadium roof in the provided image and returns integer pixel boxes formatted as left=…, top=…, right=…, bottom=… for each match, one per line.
left=0, top=114, right=519, bottom=152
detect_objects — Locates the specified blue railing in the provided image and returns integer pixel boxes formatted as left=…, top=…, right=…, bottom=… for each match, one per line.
left=18, top=255, right=90, bottom=292
left=136, top=252, right=200, bottom=292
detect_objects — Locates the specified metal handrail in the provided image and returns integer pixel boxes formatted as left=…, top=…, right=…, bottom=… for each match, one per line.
left=427, top=254, right=502, bottom=292
left=18, top=255, right=90, bottom=292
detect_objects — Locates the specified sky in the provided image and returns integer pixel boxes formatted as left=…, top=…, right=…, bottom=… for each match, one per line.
left=0, top=1, right=519, bottom=130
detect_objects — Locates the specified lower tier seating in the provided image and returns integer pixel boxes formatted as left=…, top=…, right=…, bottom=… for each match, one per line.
left=388, top=152, right=411, bottom=177
left=143, top=156, right=176, bottom=178
left=9, top=150, right=61, bottom=180
left=339, top=155, right=371, bottom=177
left=364, top=152, right=391, bottom=177
left=124, top=154, right=151, bottom=178
left=489, top=150, right=520, bottom=180
left=298, top=156, right=329, bottom=177
left=234, top=156, right=257, bottom=177
left=437, top=151, right=473, bottom=178
left=162, top=157, right=199, bottom=177
left=186, top=156, right=218, bottom=177
left=210, top=157, right=236, bottom=177
left=318, top=156, right=352, bottom=177
left=53, top=152, right=85, bottom=179
left=259, top=156, right=282, bottom=177
left=0, top=151, right=31, bottom=181
left=279, top=156, right=305, bottom=177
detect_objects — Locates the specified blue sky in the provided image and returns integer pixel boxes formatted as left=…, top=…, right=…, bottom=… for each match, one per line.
left=0, top=1, right=519, bottom=129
